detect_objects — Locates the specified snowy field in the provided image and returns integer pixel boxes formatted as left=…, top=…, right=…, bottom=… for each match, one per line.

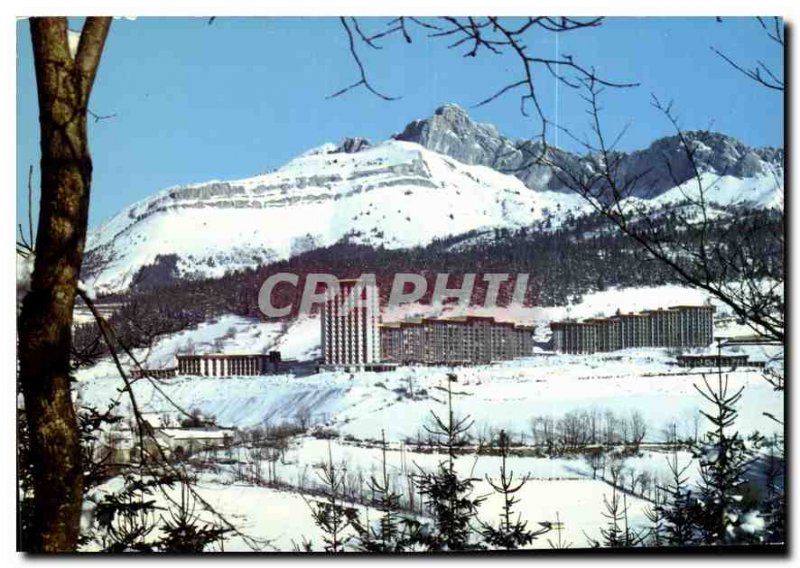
left=82, top=474, right=380, bottom=552
left=83, top=468, right=652, bottom=551
left=77, top=346, right=782, bottom=443
left=75, top=324, right=781, bottom=550
left=81, top=433, right=668, bottom=551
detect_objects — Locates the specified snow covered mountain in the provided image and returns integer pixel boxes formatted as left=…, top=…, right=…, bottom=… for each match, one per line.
left=396, top=103, right=784, bottom=199
left=84, top=140, right=588, bottom=293
left=83, top=104, right=783, bottom=294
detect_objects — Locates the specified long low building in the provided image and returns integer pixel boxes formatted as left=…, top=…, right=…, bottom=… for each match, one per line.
left=176, top=353, right=278, bottom=376
left=380, top=315, right=534, bottom=365
left=129, top=367, right=178, bottom=379
left=145, top=428, right=235, bottom=459
left=174, top=351, right=316, bottom=377
left=677, top=353, right=765, bottom=368
left=552, top=305, right=714, bottom=354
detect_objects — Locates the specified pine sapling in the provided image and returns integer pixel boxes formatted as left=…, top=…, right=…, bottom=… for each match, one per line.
left=643, top=488, right=665, bottom=547
left=656, top=451, right=698, bottom=546
left=359, top=430, right=405, bottom=551
left=158, top=474, right=229, bottom=552
left=547, top=512, right=572, bottom=549
left=588, top=485, right=644, bottom=548
left=307, top=442, right=362, bottom=552
left=691, top=372, right=757, bottom=545
left=479, top=430, right=551, bottom=549
left=413, top=373, right=485, bottom=551
left=761, top=433, right=785, bottom=544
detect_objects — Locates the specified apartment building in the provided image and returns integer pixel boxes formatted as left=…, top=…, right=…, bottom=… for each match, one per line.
left=551, top=305, right=714, bottom=354
left=321, top=278, right=380, bottom=369
left=380, top=316, right=534, bottom=365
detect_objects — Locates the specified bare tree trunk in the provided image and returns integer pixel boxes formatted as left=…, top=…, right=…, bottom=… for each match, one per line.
left=18, top=16, right=110, bottom=552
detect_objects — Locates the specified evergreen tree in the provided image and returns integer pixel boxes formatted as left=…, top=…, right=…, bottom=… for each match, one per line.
left=157, top=475, right=229, bottom=552
left=92, top=474, right=165, bottom=552
left=761, top=433, right=785, bottom=544
left=88, top=472, right=231, bottom=552
left=588, top=486, right=644, bottom=548
left=308, top=443, right=363, bottom=552
left=691, top=373, right=758, bottom=545
left=412, top=373, right=485, bottom=551
left=359, top=431, right=406, bottom=552
left=546, top=512, right=572, bottom=549
left=479, top=430, right=551, bottom=549
left=657, top=452, right=699, bottom=546
left=643, top=488, right=665, bottom=547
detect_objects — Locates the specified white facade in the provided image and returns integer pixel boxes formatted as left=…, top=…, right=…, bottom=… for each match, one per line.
left=154, top=428, right=234, bottom=457
left=176, top=353, right=270, bottom=376
left=321, top=278, right=380, bottom=368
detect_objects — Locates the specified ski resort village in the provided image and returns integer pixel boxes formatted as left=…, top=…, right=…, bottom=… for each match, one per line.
left=56, top=104, right=783, bottom=552
left=16, top=16, right=784, bottom=554
left=70, top=281, right=783, bottom=551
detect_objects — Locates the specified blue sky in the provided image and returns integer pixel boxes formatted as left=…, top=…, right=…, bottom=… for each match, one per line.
left=16, top=17, right=783, bottom=229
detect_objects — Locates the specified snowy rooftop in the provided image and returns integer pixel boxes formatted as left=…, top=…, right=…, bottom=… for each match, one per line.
left=159, top=428, right=235, bottom=440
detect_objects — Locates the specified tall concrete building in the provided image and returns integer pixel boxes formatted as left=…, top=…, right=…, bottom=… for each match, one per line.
left=321, top=278, right=380, bottom=369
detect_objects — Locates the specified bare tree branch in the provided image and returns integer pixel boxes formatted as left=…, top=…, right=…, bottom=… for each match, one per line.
left=711, top=17, right=783, bottom=91
left=328, top=17, right=399, bottom=101
left=545, top=79, right=783, bottom=342
left=332, top=16, right=638, bottom=149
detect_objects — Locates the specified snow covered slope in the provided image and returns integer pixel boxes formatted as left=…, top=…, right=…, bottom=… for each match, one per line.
left=83, top=140, right=588, bottom=293
left=83, top=104, right=783, bottom=294
left=627, top=171, right=783, bottom=212
left=77, top=348, right=783, bottom=443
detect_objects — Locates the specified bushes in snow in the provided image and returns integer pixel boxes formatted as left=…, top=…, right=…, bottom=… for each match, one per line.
left=530, top=407, right=650, bottom=452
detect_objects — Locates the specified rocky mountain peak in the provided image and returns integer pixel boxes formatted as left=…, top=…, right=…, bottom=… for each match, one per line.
left=334, top=137, right=371, bottom=154
left=395, top=102, right=506, bottom=164
left=394, top=104, right=783, bottom=198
